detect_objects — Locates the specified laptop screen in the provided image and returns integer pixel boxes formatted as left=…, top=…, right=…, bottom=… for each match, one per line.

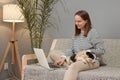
left=33, top=48, right=50, bottom=69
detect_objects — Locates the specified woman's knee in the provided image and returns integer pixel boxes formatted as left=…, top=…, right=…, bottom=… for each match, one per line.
left=49, top=50, right=64, bottom=61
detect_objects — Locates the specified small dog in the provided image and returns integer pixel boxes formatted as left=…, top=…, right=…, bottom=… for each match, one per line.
left=70, top=52, right=96, bottom=64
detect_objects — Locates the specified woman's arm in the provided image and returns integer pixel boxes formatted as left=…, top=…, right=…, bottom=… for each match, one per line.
left=89, top=28, right=105, bottom=57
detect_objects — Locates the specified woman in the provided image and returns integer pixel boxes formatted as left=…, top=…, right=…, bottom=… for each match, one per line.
left=49, top=10, right=105, bottom=80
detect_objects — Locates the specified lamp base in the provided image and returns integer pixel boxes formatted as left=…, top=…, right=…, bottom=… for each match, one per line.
left=0, top=40, right=22, bottom=78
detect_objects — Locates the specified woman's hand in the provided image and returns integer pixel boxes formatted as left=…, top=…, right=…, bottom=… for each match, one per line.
left=75, top=50, right=87, bottom=59
left=54, top=57, right=66, bottom=66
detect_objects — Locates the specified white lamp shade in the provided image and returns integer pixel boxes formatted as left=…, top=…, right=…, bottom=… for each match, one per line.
left=3, top=4, right=24, bottom=22
left=0, top=0, right=14, bottom=3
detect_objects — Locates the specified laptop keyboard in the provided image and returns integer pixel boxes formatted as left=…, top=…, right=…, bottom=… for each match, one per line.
left=49, top=63, right=61, bottom=68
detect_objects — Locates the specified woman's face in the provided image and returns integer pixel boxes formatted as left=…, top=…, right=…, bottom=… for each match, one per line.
left=75, top=15, right=87, bottom=30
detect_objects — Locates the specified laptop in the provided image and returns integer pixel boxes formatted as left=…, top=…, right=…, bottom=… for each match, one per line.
left=33, top=48, right=59, bottom=70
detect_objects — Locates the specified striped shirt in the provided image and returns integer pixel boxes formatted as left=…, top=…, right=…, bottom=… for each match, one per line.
left=65, top=28, right=105, bottom=58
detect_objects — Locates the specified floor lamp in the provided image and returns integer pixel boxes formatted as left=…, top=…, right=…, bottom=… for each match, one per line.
left=0, top=4, right=24, bottom=77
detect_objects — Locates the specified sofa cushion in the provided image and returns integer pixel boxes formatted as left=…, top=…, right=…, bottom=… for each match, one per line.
left=103, top=39, right=120, bottom=67
left=47, top=39, right=72, bottom=63
left=50, top=39, right=72, bottom=52
left=78, top=66, right=120, bottom=80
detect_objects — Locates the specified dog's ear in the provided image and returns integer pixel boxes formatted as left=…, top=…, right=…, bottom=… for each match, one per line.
left=86, top=52, right=96, bottom=63
left=86, top=52, right=95, bottom=59
left=70, top=54, right=76, bottom=62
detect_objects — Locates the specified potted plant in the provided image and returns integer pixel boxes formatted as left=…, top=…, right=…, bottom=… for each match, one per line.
left=17, top=0, right=61, bottom=52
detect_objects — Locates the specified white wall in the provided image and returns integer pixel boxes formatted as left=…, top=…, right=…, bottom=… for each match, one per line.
left=42, top=0, right=120, bottom=52
left=47, top=0, right=120, bottom=39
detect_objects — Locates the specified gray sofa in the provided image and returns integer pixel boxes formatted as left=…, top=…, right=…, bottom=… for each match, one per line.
left=22, top=39, right=120, bottom=80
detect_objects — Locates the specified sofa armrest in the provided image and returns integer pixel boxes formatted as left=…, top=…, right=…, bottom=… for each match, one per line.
left=21, top=54, right=37, bottom=80
left=21, top=53, right=48, bottom=80
left=50, top=39, right=58, bottom=51
left=22, top=54, right=37, bottom=70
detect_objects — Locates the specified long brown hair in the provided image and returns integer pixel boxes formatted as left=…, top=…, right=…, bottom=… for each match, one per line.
left=74, top=10, right=92, bottom=37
